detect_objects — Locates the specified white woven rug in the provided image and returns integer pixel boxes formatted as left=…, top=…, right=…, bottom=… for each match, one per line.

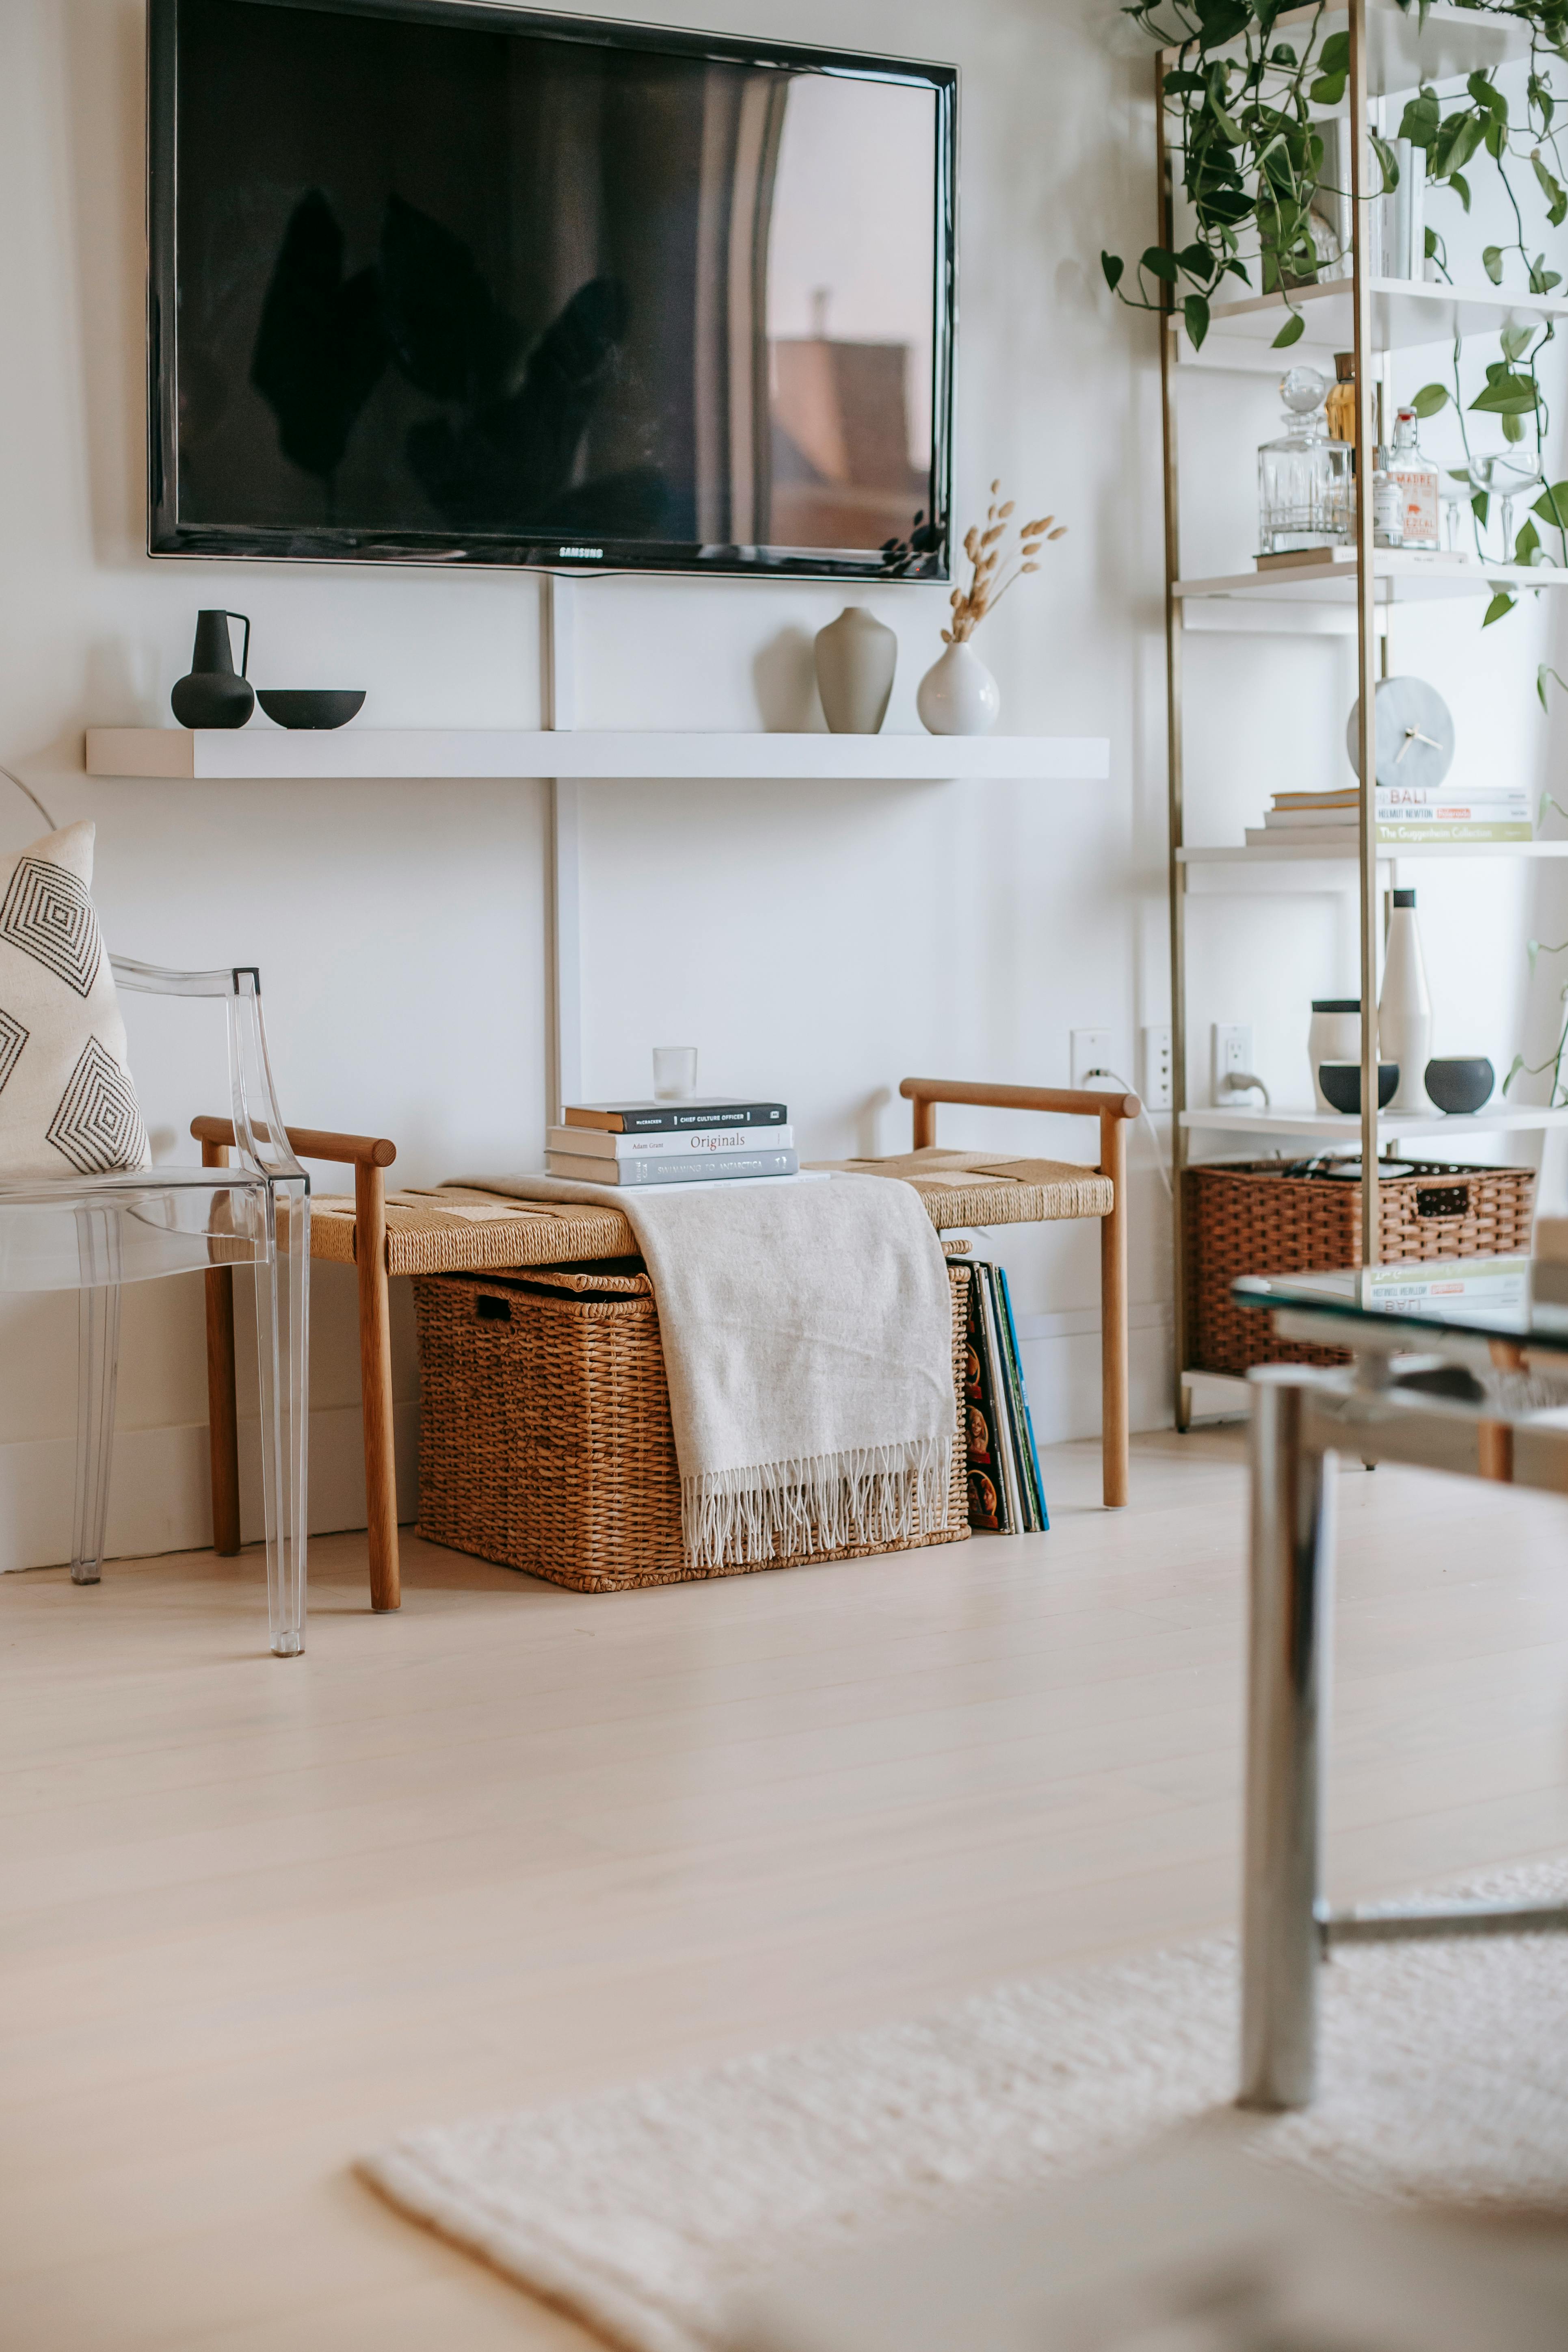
left=360, top=1859, right=1568, bottom=2352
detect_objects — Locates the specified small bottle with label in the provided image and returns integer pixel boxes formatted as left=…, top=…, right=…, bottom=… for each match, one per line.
left=1388, top=405, right=1439, bottom=548
left=1324, top=352, right=1358, bottom=450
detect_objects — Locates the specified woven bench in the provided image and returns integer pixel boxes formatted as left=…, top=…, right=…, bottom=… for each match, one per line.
left=192, top=1077, right=1135, bottom=1614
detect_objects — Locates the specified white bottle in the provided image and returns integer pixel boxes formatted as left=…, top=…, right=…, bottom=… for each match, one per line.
left=1379, top=887, right=1432, bottom=1112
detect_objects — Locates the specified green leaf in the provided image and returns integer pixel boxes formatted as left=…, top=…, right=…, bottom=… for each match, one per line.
left=1271, top=311, right=1306, bottom=348
left=1532, top=148, right=1568, bottom=225
left=1485, top=113, right=1507, bottom=160
left=1532, top=480, right=1568, bottom=525
left=1308, top=70, right=1347, bottom=105
left=1449, top=169, right=1472, bottom=213
left=1471, top=372, right=1542, bottom=415
left=1501, top=322, right=1534, bottom=362
left=1503, top=409, right=1527, bottom=444
left=1410, top=382, right=1449, bottom=416
left=1140, top=245, right=1180, bottom=284
left=1399, top=88, right=1441, bottom=147
left=1270, top=43, right=1298, bottom=65
left=1316, top=29, right=1350, bottom=73
left=1516, top=516, right=1542, bottom=564
left=1370, top=131, right=1400, bottom=192
left=1425, top=225, right=1440, bottom=259
left=1503, top=1053, right=1527, bottom=1097
left=1472, top=490, right=1491, bottom=528
left=1183, top=292, right=1211, bottom=349
left=1467, top=69, right=1508, bottom=119
left=1482, top=244, right=1505, bottom=283
left=1101, top=252, right=1126, bottom=293
left=1162, top=69, right=1208, bottom=94
left=1432, top=113, right=1484, bottom=180
left=1530, top=258, right=1564, bottom=293
left=1484, top=590, right=1517, bottom=626
left=1531, top=71, right=1556, bottom=130
left=1176, top=242, right=1218, bottom=281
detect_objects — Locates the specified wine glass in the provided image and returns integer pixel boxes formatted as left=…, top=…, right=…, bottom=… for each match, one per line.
left=1465, top=455, right=1499, bottom=558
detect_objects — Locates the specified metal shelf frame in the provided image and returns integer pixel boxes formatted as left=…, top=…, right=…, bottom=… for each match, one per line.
left=1155, top=0, right=1552, bottom=1430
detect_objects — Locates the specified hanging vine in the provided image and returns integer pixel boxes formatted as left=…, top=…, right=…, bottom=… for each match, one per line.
left=1104, top=0, right=1568, bottom=607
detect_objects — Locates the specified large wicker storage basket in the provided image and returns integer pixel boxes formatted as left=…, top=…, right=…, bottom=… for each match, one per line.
left=1185, top=1158, right=1536, bottom=1376
left=414, top=1257, right=971, bottom=1592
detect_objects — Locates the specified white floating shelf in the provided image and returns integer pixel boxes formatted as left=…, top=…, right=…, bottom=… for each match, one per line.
left=1174, top=554, right=1568, bottom=607
left=1183, top=1103, right=1568, bottom=1141
left=83, top=728, right=1110, bottom=784
left=1175, top=275, right=1568, bottom=365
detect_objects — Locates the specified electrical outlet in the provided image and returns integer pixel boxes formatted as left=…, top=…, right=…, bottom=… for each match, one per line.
left=1140, top=1023, right=1173, bottom=1111
left=1071, top=1027, right=1114, bottom=1091
left=1212, top=1022, right=1254, bottom=1104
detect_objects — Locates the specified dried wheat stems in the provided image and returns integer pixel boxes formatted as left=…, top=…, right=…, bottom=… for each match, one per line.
left=943, top=481, right=1067, bottom=645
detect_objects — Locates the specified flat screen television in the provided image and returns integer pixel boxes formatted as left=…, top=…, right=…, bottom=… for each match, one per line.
left=147, top=0, right=956, bottom=579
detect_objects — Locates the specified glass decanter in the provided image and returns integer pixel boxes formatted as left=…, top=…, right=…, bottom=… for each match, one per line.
left=1257, top=368, right=1353, bottom=553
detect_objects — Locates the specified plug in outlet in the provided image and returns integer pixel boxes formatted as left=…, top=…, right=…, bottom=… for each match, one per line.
left=1212, top=1022, right=1254, bottom=1104
left=1071, top=1027, right=1114, bottom=1091
left=1140, top=1024, right=1173, bottom=1111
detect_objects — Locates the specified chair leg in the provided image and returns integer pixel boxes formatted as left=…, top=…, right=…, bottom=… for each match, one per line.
left=72, top=1282, right=121, bottom=1584
left=201, top=1138, right=241, bottom=1554
left=255, top=1179, right=309, bottom=1657
left=1099, top=1110, right=1129, bottom=1509
left=355, top=1161, right=400, bottom=1612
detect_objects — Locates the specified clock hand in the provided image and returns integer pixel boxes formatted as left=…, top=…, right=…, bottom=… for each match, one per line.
left=1394, top=729, right=1416, bottom=763
left=1409, top=730, right=1445, bottom=751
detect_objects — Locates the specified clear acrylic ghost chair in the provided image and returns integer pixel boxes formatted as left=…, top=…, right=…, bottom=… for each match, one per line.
left=0, top=963, right=309, bottom=1656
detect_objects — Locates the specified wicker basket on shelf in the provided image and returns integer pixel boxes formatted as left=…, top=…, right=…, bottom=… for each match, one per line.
left=413, top=1258, right=971, bottom=1592
left=1184, top=1158, right=1537, bottom=1376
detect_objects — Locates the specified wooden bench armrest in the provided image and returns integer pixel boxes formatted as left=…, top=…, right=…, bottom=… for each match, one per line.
left=190, top=1116, right=397, bottom=1170
left=899, top=1076, right=1140, bottom=1151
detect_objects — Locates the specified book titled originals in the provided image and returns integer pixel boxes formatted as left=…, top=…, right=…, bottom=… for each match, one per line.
left=563, top=1098, right=787, bottom=1134
left=548, top=1124, right=795, bottom=1161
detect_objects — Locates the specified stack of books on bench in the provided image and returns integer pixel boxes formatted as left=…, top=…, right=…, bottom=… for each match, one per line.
left=547, top=1098, right=796, bottom=1186
left=962, top=1257, right=1047, bottom=1534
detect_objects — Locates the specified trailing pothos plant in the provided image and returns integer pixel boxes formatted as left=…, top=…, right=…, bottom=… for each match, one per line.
left=1103, top=0, right=1568, bottom=626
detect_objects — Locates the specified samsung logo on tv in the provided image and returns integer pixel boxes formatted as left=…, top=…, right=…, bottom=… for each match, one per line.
left=558, top=545, right=603, bottom=559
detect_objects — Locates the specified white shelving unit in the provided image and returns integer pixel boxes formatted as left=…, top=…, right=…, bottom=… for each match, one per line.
left=1157, top=0, right=1563, bottom=1424
left=84, top=727, right=1109, bottom=784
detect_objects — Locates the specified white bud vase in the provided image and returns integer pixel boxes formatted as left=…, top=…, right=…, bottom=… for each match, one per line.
left=916, top=639, right=999, bottom=736
left=1379, top=886, right=1432, bottom=1113
left=813, top=606, right=897, bottom=735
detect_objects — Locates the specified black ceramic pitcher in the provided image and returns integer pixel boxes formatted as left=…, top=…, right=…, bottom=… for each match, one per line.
left=171, top=610, right=254, bottom=729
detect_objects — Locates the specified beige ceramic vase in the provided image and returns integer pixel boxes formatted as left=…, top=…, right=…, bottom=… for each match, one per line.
left=813, top=606, right=897, bottom=734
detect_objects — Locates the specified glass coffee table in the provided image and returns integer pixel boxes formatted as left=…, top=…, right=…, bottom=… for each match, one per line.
left=1230, top=1253, right=1568, bottom=2112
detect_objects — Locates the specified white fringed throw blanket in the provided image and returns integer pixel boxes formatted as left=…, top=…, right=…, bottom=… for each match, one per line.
left=447, top=1171, right=955, bottom=1566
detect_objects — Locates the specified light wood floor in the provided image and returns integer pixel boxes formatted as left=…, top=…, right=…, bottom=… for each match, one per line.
left=6, top=1429, right=1568, bottom=2347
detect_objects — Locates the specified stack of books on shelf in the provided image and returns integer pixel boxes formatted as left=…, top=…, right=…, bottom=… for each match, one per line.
left=962, top=1257, right=1047, bottom=1534
left=1245, top=781, right=1531, bottom=848
left=547, top=1097, right=796, bottom=1185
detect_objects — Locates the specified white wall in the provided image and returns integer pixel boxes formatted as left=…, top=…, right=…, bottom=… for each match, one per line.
left=2, top=0, right=1562, bottom=1569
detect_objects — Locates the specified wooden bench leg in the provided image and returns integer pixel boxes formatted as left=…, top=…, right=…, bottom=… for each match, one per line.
left=1099, top=1110, right=1129, bottom=1509
left=355, top=1160, right=401, bottom=1610
left=201, top=1139, right=242, bottom=1555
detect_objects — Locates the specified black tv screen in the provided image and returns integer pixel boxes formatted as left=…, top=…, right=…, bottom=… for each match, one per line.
left=148, top=0, right=956, bottom=578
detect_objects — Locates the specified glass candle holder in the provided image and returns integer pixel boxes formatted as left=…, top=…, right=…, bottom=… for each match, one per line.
left=652, top=1047, right=698, bottom=1100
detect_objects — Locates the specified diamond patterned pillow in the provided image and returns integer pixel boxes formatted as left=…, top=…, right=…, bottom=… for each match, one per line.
left=0, top=823, right=149, bottom=1180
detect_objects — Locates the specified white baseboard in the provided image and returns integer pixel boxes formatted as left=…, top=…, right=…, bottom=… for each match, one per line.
left=0, top=1400, right=419, bottom=1574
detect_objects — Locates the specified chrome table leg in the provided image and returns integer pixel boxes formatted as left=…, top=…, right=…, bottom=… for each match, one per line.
left=1239, top=1369, right=1335, bottom=2111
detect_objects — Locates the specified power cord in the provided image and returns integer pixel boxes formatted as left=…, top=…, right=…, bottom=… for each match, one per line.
left=1086, top=1065, right=1173, bottom=1200
left=1219, top=1070, right=1272, bottom=1107
left=0, top=764, right=58, bottom=831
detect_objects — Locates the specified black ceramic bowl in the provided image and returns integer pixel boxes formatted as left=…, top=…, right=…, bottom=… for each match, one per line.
left=1425, top=1055, right=1495, bottom=1115
left=1319, top=1060, right=1398, bottom=1114
left=256, top=690, right=365, bottom=730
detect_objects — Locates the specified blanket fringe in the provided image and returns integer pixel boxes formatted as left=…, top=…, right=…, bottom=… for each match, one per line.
left=682, top=1436, right=953, bottom=1568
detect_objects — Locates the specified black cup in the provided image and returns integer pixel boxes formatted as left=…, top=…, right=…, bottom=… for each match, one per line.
left=1424, top=1056, right=1494, bottom=1115
left=1318, top=1061, right=1398, bottom=1114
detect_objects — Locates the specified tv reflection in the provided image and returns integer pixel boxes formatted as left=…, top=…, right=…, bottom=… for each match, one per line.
left=244, top=66, right=938, bottom=556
